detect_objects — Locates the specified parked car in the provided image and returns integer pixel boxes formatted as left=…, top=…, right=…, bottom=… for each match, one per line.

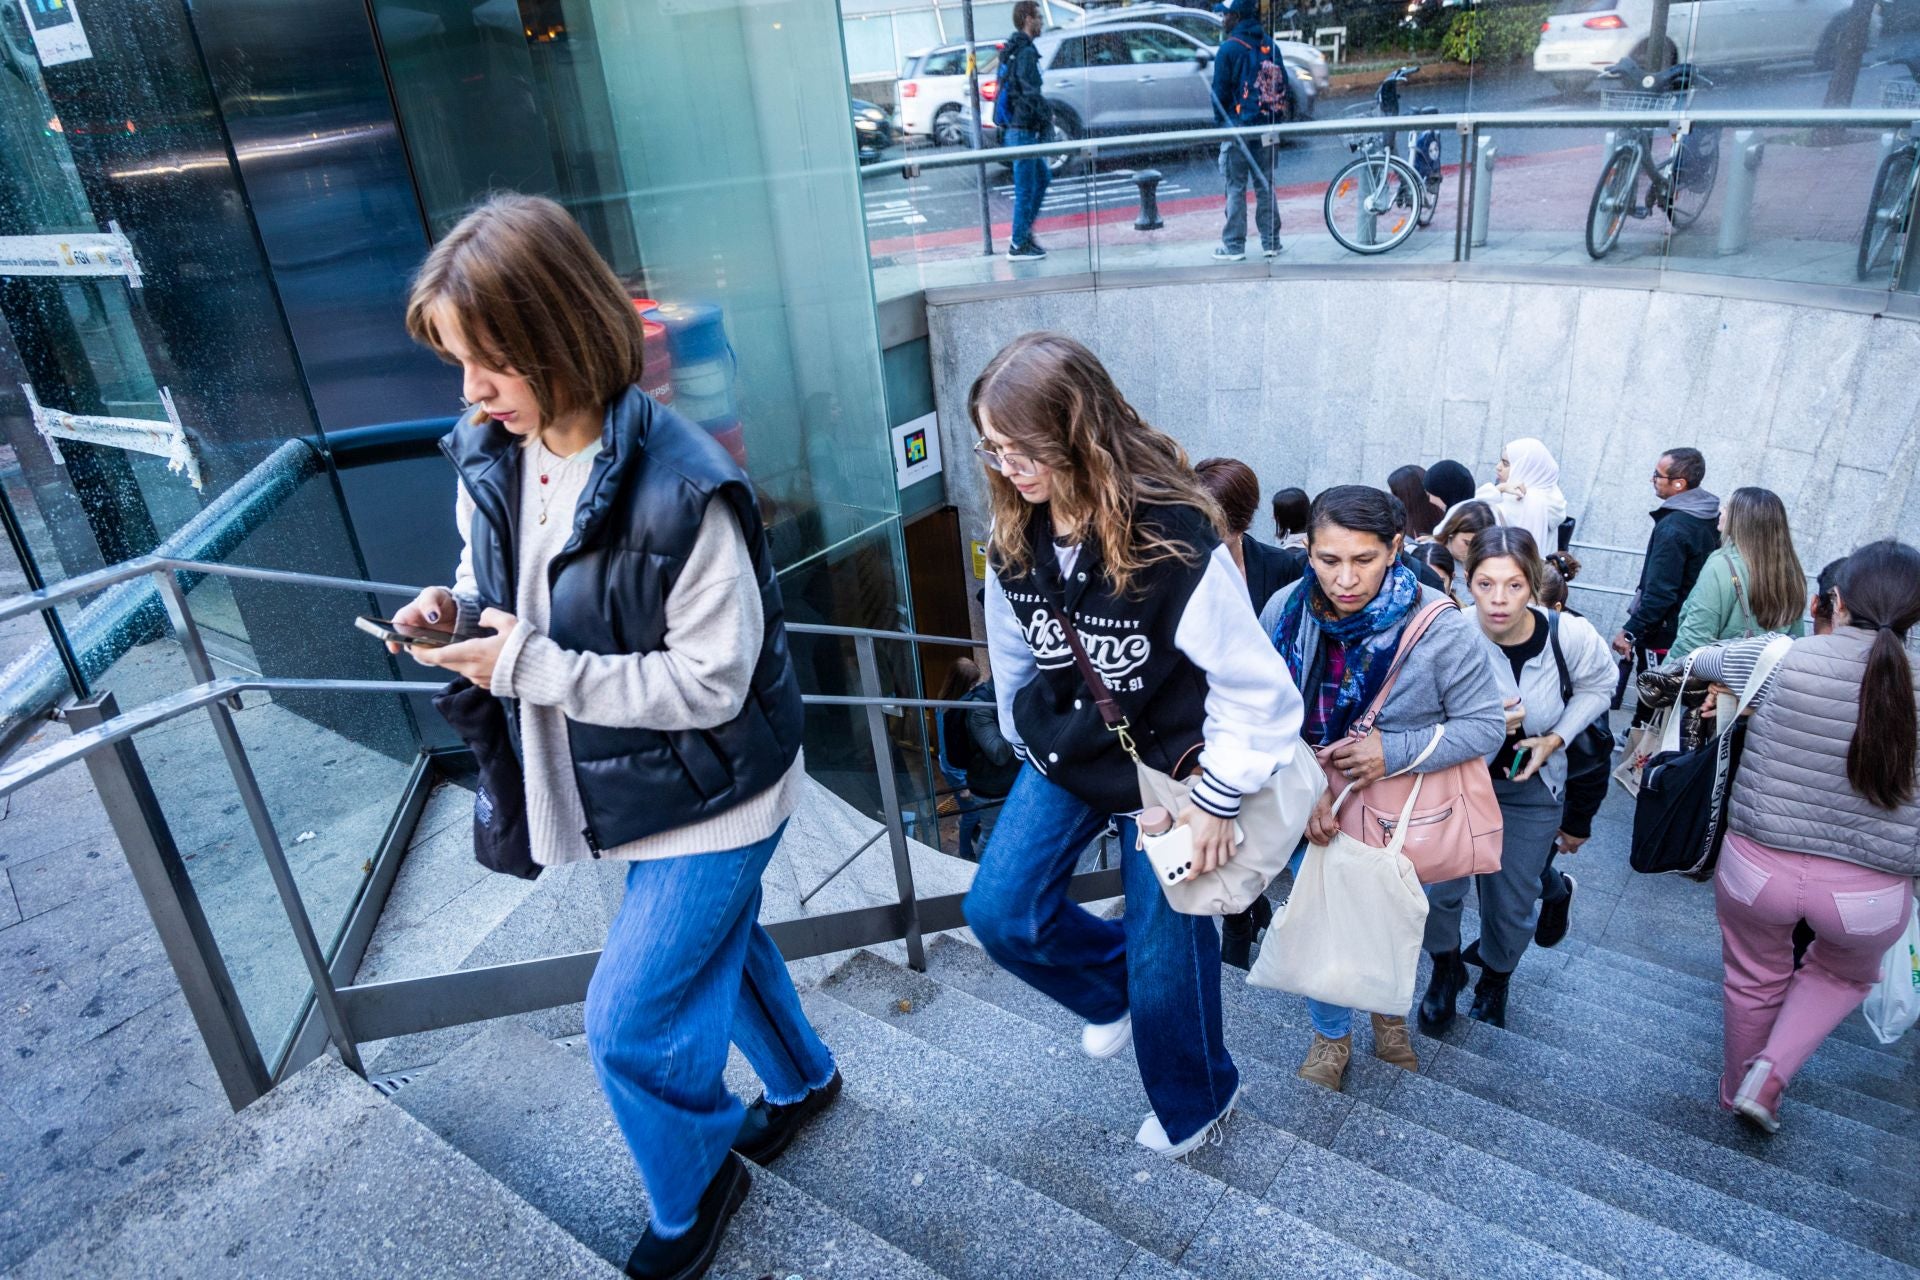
left=853, top=98, right=896, bottom=161
left=1078, top=4, right=1333, bottom=95
left=1534, top=0, right=1871, bottom=95
left=899, top=42, right=1004, bottom=147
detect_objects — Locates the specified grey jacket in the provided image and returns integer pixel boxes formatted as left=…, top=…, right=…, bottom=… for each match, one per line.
left=1474, top=608, right=1616, bottom=802
left=1260, top=582, right=1506, bottom=775
left=1693, top=629, right=1920, bottom=877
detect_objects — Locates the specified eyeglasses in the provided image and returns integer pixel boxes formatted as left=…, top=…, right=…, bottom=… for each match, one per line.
left=1652, top=470, right=1674, bottom=482
left=974, top=440, right=1040, bottom=479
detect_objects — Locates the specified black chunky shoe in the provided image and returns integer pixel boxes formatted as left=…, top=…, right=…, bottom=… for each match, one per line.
left=731, top=1070, right=842, bottom=1165
left=1417, top=949, right=1469, bottom=1036
left=1535, top=871, right=1577, bottom=948
left=1468, top=968, right=1512, bottom=1028
left=624, top=1152, right=750, bottom=1280
left=1220, top=896, right=1274, bottom=971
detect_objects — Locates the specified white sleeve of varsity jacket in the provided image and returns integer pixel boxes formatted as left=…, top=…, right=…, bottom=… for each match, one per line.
left=1175, top=545, right=1307, bottom=818
left=984, top=568, right=1035, bottom=762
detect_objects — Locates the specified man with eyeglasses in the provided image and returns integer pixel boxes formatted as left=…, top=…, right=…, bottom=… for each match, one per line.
left=1612, top=447, right=1720, bottom=710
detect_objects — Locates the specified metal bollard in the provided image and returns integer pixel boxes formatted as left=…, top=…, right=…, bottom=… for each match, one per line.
left=1133, top=169, right=1166, bottom=231
left=1716, top=130, right=1765, bottom=257
left=1469, top=136, right=1496, bottom=248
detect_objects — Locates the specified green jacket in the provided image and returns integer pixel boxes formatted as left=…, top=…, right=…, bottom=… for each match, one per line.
left=1669, top=545, right=1804, bottom=662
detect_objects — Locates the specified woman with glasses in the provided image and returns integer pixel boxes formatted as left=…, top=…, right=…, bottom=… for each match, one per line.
left=963, top=331, right=1307, bottom=1158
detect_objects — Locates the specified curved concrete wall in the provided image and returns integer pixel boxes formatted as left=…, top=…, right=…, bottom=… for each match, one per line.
left=927, top=278, right=1920, bottom=637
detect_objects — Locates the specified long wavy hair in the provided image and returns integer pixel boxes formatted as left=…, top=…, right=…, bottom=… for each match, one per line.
left=1836, top=541, right=1920, bottom=810
left=1721, top=487, right=1805, bottom=634
left=970, top=332, right=1220, bottom=596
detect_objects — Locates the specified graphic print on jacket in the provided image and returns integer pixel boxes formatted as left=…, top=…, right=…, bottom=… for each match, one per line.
left=995, top=502, right=1219, bottom=815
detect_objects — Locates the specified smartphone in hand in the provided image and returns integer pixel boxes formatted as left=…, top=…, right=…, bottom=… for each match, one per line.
left=356, top=615, right=458, bottom=649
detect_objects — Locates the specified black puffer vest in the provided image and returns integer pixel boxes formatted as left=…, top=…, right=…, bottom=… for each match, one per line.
left=994, top=502, right=1217, bottom=815
left=443, top=387, right=806, bottom=851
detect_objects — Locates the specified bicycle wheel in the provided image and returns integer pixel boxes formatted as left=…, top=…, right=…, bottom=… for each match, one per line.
left=1857, top=145, right=1917, bottom=282
left=1416, top=176, right=1441, bottom=228
left=1586, top=147, right=1638, bottom=260
left=1661, top=130, right=1718, bottom=230
left=1324, top=154, right=1423, bottom=255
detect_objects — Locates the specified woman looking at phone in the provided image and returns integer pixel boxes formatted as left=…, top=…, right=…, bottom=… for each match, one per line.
left=1424, top=527, right=1614, bottom=1032
left=387, top=194, right=837, bottom=1280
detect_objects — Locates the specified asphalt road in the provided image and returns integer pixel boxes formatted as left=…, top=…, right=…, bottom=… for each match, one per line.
left=862, top=57, right=1914, bottom=244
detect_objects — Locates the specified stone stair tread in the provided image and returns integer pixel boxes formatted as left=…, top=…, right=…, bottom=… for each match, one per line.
left=1381, top=1069, right=1919, bottom=1280
left=14, top=1055, right=616, bottom=1280
left=392, top=1022, right=947, bottom=1280
left=1425, top=1044, right=1919, bottom=1266
left=806, top=989, right=1428, bottom=1278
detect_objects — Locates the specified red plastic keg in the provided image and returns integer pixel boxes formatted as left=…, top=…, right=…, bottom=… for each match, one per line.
left=632, top=298, right=675, bottom=404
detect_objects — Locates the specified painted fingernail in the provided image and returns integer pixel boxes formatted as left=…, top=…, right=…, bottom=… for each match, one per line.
left=426, top=610, right=440, bottom=623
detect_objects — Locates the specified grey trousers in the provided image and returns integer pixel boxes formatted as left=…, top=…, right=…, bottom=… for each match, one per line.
left=1424, top=775, right=1562, bottom=973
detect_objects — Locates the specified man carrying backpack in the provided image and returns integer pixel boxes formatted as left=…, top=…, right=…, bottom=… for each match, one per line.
left=1211, top=0, right=1286, bottom=262
left=1001, top=0, right=1053, bottom=260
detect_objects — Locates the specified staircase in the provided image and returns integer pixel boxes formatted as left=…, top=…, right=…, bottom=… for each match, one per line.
left=19, top=891, right=1918, bottom=1278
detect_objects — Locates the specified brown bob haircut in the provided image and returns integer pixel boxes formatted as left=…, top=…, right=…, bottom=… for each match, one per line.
left=405, top=193, right=646, bottom=431
left=1195, top=457, right=1261, bottom=536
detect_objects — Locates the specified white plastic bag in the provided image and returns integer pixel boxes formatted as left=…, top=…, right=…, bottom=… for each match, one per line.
left=1862, top=900, right=1920, bottom=1045
left=1246, top=777, right=1430, bottom=1015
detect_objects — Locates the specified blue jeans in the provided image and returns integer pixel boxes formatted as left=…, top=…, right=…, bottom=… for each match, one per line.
left=1219, top=140, right=1279, bottom=253
left=963, top=766, right=1239, bottom=1144
left=586, top=823, right=836, bottom=1237
left=1006, top=126, right=1052, bottom=248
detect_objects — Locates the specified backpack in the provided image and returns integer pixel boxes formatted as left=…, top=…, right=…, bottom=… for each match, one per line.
left=992, top=58, right=1012, bottom=129
left=941, top=704, right=976, bottom=773
left=1230, top=36, right=1290, bottom=124
left=1548, top=611, right=1615, bottom=780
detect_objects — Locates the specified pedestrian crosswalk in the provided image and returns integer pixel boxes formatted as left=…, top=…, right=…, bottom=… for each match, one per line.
left=864, top=185, right=932, bottom=228
left=863, top=170, right=1197, bottom=231
left=993, top=171, right=1194, bottom=214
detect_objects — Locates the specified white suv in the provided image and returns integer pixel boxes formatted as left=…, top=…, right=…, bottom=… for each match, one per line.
left=1534, top=0, right=1868, bottom=95
left=899, top=43, right=1004, bottom=148
left=1079, top=4, right=1332, bottom=97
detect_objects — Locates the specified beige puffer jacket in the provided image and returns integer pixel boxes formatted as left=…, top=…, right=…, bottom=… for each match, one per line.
left=1713, top=629, right=1920, bottom=877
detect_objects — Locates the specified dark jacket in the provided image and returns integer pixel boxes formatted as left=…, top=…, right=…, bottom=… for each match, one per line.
left=1624, top=488, right=1721, bottom=651
left=1242, top=536, right=1294, bottom=612
left=1002, top=29, right=1051, bottom=133
left=444, top=388, right=806, bottom=851
left=963, top=681, right=1020, bottom=799
left=1211, top=18, right=1276, bottom=125
left=993, top=502, right=1217, bottom=814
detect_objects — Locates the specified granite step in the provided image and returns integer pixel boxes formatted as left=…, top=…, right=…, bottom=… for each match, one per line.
left=13, top=1056, right=617, bottom=1280
left=1377, top=1067, right=1920, bottom=1280
left=804, top=985, right=1425, bottom=1278
left=391, top=1023, right=946, bottom=1280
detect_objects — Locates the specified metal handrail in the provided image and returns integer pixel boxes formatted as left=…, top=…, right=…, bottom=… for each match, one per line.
left=859, top=105, right=1920, bottom=178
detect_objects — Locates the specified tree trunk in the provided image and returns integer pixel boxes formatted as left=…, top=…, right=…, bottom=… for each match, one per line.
left=1646, top=0, right=1673, bottom=70
left=1822, top=0, right=1879, bottom=108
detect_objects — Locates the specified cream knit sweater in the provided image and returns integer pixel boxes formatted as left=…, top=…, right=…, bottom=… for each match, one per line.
left=452, top=451, right=803, bottom=865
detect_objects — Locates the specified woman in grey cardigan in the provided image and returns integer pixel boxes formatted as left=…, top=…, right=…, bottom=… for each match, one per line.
left=1422, top=527, right=1615, bottom=1032
left=1260, top=486, right=1505, bottom=1091
left=1689, top=540, right=1920, bottom=1134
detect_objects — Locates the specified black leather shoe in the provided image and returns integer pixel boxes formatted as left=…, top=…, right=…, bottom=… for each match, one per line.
left=1221, top=914, right=1256, bottom=971
left=1535, top=872, right=1576, bottom=949
left=624, top=1152, right=750, bottom=1280
left=732, top=1070, right=842, bottom=1165
left=1468, top=968, right=1512, bottom=1028
left=1417, top=949, right=1469, bottom=1036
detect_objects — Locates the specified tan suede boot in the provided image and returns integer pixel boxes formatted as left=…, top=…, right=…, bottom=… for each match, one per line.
left=1370, top=1013, right=1419, bottom=1071
left=1297, top=1031, right=1352, bottom=1092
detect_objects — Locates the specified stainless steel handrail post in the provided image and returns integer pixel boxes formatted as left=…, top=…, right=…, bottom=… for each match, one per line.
left=1459, top=120, right=1479, bottom=263
left=1453, top=120, right=1473, bottom=262
left=151, top=570, right=366, bottom=1075
left=67, top=690, right=273, bottom=1109
left=855, top=633, right=925, bottom=971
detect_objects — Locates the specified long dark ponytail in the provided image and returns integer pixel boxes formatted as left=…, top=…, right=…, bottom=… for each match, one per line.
left=1835, top=540, right=1920, bottom=809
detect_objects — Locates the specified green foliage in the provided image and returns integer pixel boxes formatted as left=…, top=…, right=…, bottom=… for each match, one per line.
left=1439, top=3, right=1551, bottom=63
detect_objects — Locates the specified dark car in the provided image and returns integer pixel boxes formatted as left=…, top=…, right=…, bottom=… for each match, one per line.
left=853, top=98, right=896, bottom=162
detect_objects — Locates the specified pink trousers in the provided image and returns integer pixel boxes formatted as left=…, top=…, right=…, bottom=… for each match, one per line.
left=1714, top=832, right=1912, bottom=1110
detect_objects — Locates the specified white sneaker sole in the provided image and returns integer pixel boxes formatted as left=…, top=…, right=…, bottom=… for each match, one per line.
left=1081, top=1014, right=1133, bottom=1060
left=1137, top=1083, right=1242, bottom=1158
left=1733, top=1058, right=1780, bottom=1133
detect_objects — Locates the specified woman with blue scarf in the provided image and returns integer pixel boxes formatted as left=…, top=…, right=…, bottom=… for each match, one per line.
left=1257, top=486, right=1505, bottom=1092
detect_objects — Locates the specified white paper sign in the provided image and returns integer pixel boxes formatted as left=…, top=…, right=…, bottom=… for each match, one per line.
left=892, top=411, right=941, bottom=489
left=0, top=227, right=140, bottom=285
left=18, top=0, right=93, bottom=66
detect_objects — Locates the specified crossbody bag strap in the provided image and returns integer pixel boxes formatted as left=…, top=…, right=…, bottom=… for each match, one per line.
left=1548, top=610, right=1573, bottom=703
left=1736, top=635, right=1795, bottom=718
left=1347, top=599, right=1455, bottom=739
left=1044, top=606, right=1142, bottom=763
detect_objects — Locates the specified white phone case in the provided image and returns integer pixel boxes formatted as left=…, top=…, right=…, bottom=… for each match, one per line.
left=1141, top=826, right=1197, bottom=886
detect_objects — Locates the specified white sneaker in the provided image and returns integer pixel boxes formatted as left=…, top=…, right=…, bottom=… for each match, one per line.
left=1733, top=1058, right=1780, bottom=1133
left=1081, top=1013, right=1133, bottom=1060
left=1136, top=1084, right=1242, bottom=1158
left=1211, top=245, right=1246, bottom=262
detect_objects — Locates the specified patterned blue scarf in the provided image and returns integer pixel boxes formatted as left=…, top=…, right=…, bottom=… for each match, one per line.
left=1271, top=561, right=1421, bottom=742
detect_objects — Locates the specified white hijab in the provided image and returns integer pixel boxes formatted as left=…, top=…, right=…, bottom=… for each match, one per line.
left=1474, top=437, right=1567, bottom=551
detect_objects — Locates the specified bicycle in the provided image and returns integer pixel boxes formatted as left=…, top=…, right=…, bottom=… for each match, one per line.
left=1323, top=64, right=1443, bottom=255
left=1857, top=73, right=1920, bottom=283
left=1584, top=58, right=1717, bottom=261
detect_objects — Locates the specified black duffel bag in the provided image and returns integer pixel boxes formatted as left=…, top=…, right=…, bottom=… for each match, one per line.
left=432, top=677, right=541, bottom=881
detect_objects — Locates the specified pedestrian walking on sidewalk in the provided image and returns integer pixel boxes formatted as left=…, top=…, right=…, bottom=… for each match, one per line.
left=964, top=331, right=1308, bottom=1156
left=1689, top=540, right=1920, bottom=1134
left=1002, top=0, right=1054, bottom=260
left=1210, top=0, right=1286, bottom=262
left=395, top=194, right=839, bottom=1280
left=1422, top=527, right=1614, bottom=1032
left=1259, top=486, right=1505, bottom=1090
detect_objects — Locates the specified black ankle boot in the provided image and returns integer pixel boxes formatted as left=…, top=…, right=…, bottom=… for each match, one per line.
left=1418, top=950, right=1469, bottom=1036
left=1468, top=968, right=1512, bottom=1028
left=1220, top=897, right=1274, bottom=971
left=624, top=1152, right=750, bottom=1280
